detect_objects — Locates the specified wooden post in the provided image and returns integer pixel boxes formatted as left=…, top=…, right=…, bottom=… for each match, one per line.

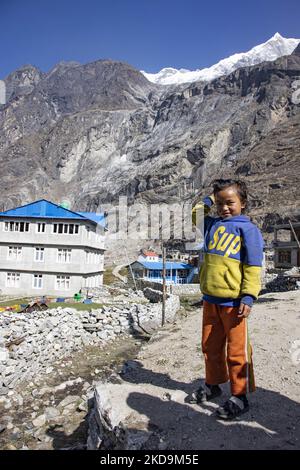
left=289, top=220, right=300, bottom=267
left=289, top=220, right=300, bottom=249
left=162, top=243, right=166, bottom=326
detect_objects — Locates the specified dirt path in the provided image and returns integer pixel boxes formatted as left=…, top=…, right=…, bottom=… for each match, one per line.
left=119, top=290, right=300, bottom=450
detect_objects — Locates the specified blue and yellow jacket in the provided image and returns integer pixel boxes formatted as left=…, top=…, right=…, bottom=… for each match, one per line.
left=192, top=197, right=264, bottom=306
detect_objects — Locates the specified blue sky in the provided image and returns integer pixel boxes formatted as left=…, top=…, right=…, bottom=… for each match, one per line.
left=1, top=0, right=299, bottom=79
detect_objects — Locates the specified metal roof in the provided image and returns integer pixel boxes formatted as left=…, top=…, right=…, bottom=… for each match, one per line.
left=132, top=260, right=193, bottom=270
left=0, top=199, right=105, bottom=227
left=141, top=250, right=158, bottom=256
left=77, top=212, right=106, bottom=227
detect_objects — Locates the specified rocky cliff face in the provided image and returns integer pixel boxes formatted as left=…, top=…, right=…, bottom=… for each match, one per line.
left=0, top=48, right=299, bottom=234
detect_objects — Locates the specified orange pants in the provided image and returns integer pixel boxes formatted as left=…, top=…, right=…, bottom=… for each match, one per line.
left=202, top=300, right=255, bottom=395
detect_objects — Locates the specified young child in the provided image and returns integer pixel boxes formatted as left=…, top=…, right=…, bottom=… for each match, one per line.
left=188, top=179, right=264, bottom=419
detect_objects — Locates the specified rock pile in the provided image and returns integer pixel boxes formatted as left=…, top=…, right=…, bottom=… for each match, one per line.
left=263, top=267, right=300, bottom=292
left=81, top=286, right=147, bottom=305
left=87, top=382, right=153, bottom=450
left=143, top=287, right=166, bottom=303
left=0, top=295, right=180, bottom=396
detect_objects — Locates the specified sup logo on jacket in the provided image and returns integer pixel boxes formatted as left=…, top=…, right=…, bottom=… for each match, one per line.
left=200, top=215, right=264, bottom=300
left=208, top=225, right=241, bottom=258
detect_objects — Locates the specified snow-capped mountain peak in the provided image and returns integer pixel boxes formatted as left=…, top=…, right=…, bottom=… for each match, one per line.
left=142, top=33, right=300, bottom=85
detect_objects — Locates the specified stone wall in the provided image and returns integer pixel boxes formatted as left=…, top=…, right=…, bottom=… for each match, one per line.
left=169, top=284, right=200, bottom=295
left=138, top=280, right=200, bottom=296
left=0, top=295, right=180, bottom=396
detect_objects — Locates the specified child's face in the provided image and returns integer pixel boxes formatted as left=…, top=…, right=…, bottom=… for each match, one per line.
left=214, top=186, right=245, bottom=218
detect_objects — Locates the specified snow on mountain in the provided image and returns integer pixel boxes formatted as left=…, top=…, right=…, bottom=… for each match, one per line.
left=142, top=33, right=300, bottom=85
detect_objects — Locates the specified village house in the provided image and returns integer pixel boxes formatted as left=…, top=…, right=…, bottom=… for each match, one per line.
left=138, top=249, right=160, bottom=263
left=131, top=249, right=196, bottom=285
left=0, top=199, right=105, bottom=296
left=273, top=222, right=300, bottom=268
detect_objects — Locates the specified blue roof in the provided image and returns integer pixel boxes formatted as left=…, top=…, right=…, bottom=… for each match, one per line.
left=77, top=212, right=106, bottom=228
left=134, top=261, right=193, bottom=270
left=0, top=199, right=105, bottom=227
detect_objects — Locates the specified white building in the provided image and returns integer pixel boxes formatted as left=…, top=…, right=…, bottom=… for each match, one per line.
left=137, top=250, right=160, bottom=263
left=0, top=200, right=106, bottom=297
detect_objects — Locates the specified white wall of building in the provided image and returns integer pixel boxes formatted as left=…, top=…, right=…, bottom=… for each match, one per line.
left=0, top=244, right=104, bottom=274
left=0, top=271, right=103, bottom=297
left=0, top=218, right=105, bottom=250
left=0, top=217, right=105, bottom=297
left=138, top=254, right=160, bottom=262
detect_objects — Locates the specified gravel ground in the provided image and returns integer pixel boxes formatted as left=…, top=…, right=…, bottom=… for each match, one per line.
left=0, top=336, right=144, bottom=450
left=119, top=290, right=300, bottom=450
left=1, top=290, right=299, bottom=450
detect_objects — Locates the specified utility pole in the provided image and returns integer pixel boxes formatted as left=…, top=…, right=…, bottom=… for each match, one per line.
left=289, top=220, right=300, bottom=249
left=162, top=242, right=166, bottom=326
left=124, top=242, right=138, bottom=292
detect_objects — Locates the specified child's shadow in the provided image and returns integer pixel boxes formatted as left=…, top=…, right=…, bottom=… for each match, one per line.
left=120, top=361, right=300, bottom=450
left=125, top=389, right=299, bottom=450
left=119, top=359, right=200, bottom=393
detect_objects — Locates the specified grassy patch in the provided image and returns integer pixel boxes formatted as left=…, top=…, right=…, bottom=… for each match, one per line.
left=0, top=297, right=32, bottom=307
left=0, top=298, right=104, bottom=312
left=103, top=266, right=128, bottom=285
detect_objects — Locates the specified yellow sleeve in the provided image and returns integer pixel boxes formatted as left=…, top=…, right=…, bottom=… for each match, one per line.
left=192, top=195, right=215, bottom=225
left=241, top=265, right=262, bottom=298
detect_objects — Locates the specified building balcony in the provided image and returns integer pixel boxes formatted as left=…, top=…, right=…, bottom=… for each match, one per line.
left=142, top=276, right=189, bottom=285
left=1, top=260, right=104, bottom=275
left=273, top=241, right=299, bottom=249
left=0, top=231, right=105, bottom=250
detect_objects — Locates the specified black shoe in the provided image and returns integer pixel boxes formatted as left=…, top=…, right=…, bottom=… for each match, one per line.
left=216, top=396, right=249, bottom=420
left=185, top=384, right=222, bottom=404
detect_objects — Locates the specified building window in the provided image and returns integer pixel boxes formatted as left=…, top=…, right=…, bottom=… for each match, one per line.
left=178, top=269, right=187, bottom=278
left=57, top=248, right=72, bottom=263
left=53, top=223, right=79, bottom=234
left=56, top=275, right=70, bottom=290
left=8, top=246, right=22, bottom=260
left=6, top=272, right=20, bottom=287
left=36, top=223, right=46, bottom=233
left=33, top=274, right=43, bottom=289
left=86, top=275, right=99, bottom=288
left=86, top=250, right=100, bottom=264
left=278, top=250, right=291, bottom=264
left=86, top=276, right=96, bottom=288
left=4, top=221, right=29, bottom=232
left=53, top=223, right=62, bottom=234
left=34, top=247, right=45, bottom=262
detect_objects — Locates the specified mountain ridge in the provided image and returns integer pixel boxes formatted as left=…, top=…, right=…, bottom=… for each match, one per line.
left=142, top=33, right=300, bottom=85
left=0, top=40, right=299, bottom=237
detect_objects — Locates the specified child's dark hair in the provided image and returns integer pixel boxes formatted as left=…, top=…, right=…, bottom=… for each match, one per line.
left=212, top=179, right=248, bottom=212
